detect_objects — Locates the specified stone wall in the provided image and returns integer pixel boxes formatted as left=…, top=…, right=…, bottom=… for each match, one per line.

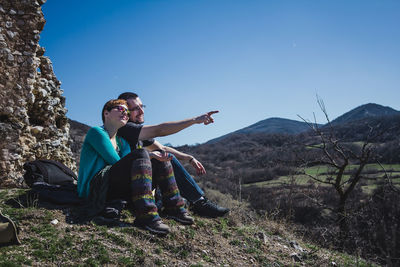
left=0, top=0, right=76, bottom=187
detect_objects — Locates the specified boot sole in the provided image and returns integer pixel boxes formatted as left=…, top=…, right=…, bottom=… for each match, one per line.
left=193, top=210, right=230, bottom=218
left=166, top=215, right=194, bottom=225
left=143, top=225, right=170, bottom=235
left=134, top=222, right=170, bottom=235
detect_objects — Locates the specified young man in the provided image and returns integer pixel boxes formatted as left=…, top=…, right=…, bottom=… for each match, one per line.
left=117, top=92, right=229, bottom=217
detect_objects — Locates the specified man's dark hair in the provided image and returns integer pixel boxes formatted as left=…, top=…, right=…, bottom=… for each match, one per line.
left=118, top=92, right=138, bottom=101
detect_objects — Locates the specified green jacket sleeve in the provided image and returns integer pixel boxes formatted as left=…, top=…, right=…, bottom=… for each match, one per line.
left=86, top=127, right=121, bottom=164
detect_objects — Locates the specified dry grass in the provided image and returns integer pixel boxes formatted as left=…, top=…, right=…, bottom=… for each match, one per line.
left=0, top=188, right=378, bottom=266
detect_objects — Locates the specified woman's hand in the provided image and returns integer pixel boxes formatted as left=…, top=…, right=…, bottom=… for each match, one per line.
left=149, top=150, right=173, bottom=161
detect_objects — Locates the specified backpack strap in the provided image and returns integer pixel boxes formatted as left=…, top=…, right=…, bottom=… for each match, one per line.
left=39, top=159, right=77, bottom=181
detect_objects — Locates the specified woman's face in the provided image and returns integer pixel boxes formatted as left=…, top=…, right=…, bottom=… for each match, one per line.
left=105, top=104, right=129, bottom=127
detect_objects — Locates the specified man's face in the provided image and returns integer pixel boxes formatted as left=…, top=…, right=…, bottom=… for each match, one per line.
left=127, top=97, right=145, bottom=124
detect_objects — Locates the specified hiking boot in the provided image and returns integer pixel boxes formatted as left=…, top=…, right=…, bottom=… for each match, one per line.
left=135, top=220, right=170, bottom=235
left=166, top=212, right=194, bottom=225
left=191, top=198, right=229, bottom=218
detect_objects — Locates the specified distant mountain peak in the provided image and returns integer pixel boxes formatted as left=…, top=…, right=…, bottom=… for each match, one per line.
left=207, top=117, right=314, bottom=144
left=205, top=103, right=399, bottom=145
left=331, top=103, right=400, bottom=125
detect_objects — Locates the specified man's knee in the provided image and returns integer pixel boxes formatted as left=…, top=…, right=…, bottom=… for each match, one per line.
left=151, top=158, right=172, bottom=169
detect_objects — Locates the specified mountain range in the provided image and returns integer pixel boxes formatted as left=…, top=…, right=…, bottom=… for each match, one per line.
left=69, top=103, right=400, bottom=153
left=206, top=103, right=400, bottom=144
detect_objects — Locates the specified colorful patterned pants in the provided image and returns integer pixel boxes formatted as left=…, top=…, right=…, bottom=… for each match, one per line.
left=107, top=149, right=186, bottom=224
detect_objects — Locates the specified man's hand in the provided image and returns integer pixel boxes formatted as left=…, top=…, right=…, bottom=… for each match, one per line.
left=194, top=111, right=219, bottom=125
left=149, top=150, right=173, bottom=162
left=190, top=157, right=206, bottom=175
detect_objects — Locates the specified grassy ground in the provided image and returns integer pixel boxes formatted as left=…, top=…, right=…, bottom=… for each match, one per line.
left=243, top=164, right=400, bottom=194
left=0, top=188, right=378, bottom=266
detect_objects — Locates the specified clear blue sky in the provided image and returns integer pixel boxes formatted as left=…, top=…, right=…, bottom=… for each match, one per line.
left=40, top=0, right=400, bottom=146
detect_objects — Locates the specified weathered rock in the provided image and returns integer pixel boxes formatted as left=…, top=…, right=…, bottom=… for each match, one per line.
left=290, top=240, right=306, bottom=253
left=255, top=231, right=268, bottom=244
left=0, top=0, right=76, bottom=187
left=290, top=252, right=302, bottom=262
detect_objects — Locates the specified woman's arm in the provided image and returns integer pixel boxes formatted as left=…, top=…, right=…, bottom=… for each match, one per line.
left=85, top=127, right=121, bottom=164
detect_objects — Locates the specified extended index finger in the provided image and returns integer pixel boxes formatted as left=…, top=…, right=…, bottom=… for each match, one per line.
left=207, top=111, right=219, bottom=116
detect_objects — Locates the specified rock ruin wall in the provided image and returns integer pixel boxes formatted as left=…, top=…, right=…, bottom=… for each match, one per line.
left=0, top=0, right=76, bottom=187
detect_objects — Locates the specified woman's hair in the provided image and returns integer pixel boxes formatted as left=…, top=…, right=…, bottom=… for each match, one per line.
left=101, top=99, right=127, bottom=123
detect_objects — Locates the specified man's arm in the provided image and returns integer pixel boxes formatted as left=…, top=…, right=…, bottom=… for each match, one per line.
left=146, top=140, right=206, bottom=175
left=138, top=111, right=218, bottom=141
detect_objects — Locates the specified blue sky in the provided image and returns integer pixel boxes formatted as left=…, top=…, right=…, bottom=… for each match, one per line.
left=40, top=0, right=400, bottom=146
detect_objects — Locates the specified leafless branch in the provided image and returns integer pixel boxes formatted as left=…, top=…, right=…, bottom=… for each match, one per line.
left=378, top=161, right=400, bottom=193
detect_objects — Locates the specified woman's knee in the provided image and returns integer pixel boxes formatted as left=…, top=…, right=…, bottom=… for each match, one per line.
left=130, top=148, right=150, bottom=161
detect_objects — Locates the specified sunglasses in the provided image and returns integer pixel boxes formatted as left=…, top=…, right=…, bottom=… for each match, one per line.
left=109, top=105, right=130, bottom=115
left=128, top=104, right=146, bottom=112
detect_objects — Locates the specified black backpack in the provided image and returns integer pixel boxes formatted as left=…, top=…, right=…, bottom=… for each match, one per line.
left=23, top=160, right=82, bottom=205
left=23, top=159, right=77, bottom=187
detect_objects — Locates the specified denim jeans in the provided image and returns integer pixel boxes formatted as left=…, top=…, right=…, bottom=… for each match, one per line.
left=171, top=155, right=204, bottom=203
left=155, top=155, right=204, bottom=209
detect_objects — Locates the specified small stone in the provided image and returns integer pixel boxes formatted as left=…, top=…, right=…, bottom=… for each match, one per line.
left=290, top=240, right=305, bottom=252
left=26, top=58, right=34, bottom=65
left=36, top=47, right=45, bottom=56
left=9, top=9, right=17, bottom=15
left=18, top=10, right=25, bottom=15
left=1, top=47, right=11, bottom=53
left=31, top=126, right=44, bottom=135
left=0, top=6, right=5, bottom=13
left=10, top=153, right=22, bottom=160
left=51, top=140, right=61, bottom=147
left=291, top=253, right=302, bottom=262
left=7, top=31, right=16, bottom=38
left=49, top=98, right=60, bottom=106
left=7, top=54, right=14, bottom=61
left=4, top=106, right=13, bottom=114
left=256, top=231, right=268, bottom=243
left=37, top=88, right=48, bottom=97
left=50, top=219, right=59, bottom=225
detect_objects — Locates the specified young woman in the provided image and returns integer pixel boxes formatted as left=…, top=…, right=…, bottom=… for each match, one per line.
left=77, top=99, right=193, bottom=234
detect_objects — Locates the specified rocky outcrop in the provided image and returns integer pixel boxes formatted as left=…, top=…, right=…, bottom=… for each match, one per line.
left=68, top=119, right=90, bottom=168
left=0, top=0, right=76, bottom=187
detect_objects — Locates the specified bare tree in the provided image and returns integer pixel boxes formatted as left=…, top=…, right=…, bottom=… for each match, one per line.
left=298, top=97, right=376, bottom=238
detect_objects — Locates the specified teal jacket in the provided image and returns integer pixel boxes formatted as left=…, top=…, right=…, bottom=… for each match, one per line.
left=77, top=126, right=131, bottom=198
